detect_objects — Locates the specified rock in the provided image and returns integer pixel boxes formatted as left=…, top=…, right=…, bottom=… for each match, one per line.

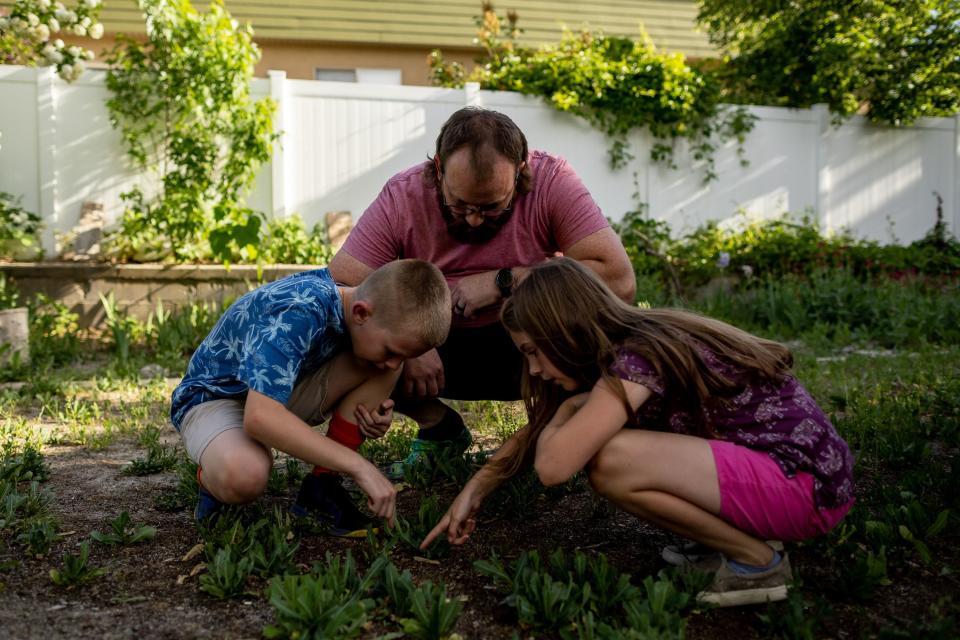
left=59, top=201, right=105, bottom=260
left=325, top=211, right=353, bottom=253
left=138, top=363, right=167, bottom=379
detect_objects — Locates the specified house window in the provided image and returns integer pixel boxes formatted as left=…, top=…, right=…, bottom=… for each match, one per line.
left=315, top=68, right=402, bottom=85
left=315, top=68, right=357, bottom=82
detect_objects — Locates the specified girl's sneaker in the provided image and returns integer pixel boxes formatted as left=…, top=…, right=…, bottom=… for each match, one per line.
left=695, top=552, right=792, bottom=607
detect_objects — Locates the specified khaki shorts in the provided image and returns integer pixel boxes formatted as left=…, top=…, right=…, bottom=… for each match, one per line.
left=179, top=362, right=333, bottom=464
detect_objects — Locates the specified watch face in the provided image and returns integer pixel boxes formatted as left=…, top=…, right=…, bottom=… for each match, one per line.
left=497, top=268, right=513, bottom=289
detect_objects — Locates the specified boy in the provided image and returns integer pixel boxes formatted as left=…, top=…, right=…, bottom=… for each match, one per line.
left=170, top=259, right=451, bottom=535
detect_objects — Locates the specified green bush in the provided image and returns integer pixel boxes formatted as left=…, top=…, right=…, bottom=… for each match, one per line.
left=104, top=0, right=276, bottom=264
left=0, top=191, right=42, bottom=260
left=259, top=214, right=331, bottom=265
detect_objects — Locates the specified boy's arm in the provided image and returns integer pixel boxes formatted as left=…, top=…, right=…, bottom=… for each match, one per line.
left=243, top=389, right=397, bottom=524
left=534, top=379, right=651, bottom=486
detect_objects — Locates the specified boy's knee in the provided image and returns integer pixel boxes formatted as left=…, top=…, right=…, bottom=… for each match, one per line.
left=212, top=448, right=271, bottom=504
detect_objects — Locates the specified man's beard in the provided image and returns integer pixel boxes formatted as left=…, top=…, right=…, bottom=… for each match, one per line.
left=440, top=205, right=514, bottom=244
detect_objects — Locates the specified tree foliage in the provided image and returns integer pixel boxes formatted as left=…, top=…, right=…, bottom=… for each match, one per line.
left=698, top=0, right=960, bottom=125
left=104, top=0, right=276, bottom=263
left=0, top=0, right=102, bottom=81
left=429, top=2, right=754, bottom=180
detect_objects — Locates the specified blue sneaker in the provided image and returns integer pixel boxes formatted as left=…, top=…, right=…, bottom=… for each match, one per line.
left=291, top=473, right=375, bottom=538
left=194, top=485, right=224, bottom=522
left=385, top=427, right=473, bottom=481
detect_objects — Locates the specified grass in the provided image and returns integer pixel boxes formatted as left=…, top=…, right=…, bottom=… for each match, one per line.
left=0, top=273, right=957, bottom=637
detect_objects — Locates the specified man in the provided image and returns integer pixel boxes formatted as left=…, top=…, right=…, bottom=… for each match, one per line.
left=329, top=107, right=635, bottom=472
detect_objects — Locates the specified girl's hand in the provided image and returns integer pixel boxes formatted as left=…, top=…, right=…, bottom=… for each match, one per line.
left=355, top=399, right=394, bottom=439
left=421, top=486, right=482, bottom=548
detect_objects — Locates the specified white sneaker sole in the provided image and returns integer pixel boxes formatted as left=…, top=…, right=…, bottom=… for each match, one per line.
left=697, top=584, right=789, bottom=607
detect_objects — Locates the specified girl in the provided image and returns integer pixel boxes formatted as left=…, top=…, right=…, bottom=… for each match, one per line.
left=421, top=257, right=855, bottom=607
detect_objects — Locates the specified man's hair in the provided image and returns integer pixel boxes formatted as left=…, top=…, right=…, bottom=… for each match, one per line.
left=355, top=259, right=451, bottom=348
left=424, top=107, right=533, bottom=193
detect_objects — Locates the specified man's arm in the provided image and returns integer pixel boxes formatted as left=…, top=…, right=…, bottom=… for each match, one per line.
left=329, top=249, right=375, bottom=286
left=562, top=227, right=636, bottom=303
left=452, top=226, right=635, bottom=316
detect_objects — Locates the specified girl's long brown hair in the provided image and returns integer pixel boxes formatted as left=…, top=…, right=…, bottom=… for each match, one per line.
left=494, top=257, right=793, bottom=480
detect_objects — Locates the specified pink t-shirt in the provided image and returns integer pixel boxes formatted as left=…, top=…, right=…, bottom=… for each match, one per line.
left=341, top=151, right=609, bottom=326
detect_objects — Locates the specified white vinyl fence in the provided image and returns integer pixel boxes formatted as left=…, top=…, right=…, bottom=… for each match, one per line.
left=1, top=64, right=958, bottom=256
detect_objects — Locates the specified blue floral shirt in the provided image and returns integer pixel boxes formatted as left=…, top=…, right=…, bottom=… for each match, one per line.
left=170, top=269, right=347, bottom=431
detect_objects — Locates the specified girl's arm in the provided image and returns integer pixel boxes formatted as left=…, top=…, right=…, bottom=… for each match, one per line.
left=420, top=422, right=534, bottom=548
left=534, top=378, right=651, bottom=486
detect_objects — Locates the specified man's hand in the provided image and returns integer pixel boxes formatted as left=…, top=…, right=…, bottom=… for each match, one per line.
left=450, top=271, right=501, bottom=318
left=355, top=399, right=394, bottom=439
left=352, top=462, right=397, bottom=527
left=402, top=349, right=445, bottom=398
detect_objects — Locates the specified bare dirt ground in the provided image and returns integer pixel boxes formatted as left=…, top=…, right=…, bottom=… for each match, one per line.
left=1, top=427, right=957, bottom=640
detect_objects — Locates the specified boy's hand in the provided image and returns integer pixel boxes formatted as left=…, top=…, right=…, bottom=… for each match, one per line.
left=353, top=463, right=397, bottom=527
left=355, top=399, right=394, bottom=439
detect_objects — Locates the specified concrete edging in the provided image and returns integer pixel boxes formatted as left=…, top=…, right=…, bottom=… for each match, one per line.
left=0, top=262, right=318, bottom=327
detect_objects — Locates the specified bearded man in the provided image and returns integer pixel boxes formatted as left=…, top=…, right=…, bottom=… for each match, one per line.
left=329, top=107, right=635, bottom=473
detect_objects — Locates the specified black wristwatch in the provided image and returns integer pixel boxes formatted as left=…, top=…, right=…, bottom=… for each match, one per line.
left=495, top=268, right=514, bottom=298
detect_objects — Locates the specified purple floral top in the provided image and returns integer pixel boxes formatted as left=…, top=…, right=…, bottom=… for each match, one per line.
left=610, top=345, right=855, bottom=510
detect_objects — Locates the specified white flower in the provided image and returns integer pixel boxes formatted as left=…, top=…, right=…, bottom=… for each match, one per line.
left=73, top=24, right=86, bottom=36
left=47, top=17, right=60, bottom=32
left=85, top=49, right=95, bottom=59
left=83, top=0, right=101, bottom=7
left=0, top=17, right=8, bottom=30
left=54, top=1, right=65, bottom=11
left=68, top=45, right=81, bottom=57
left=27, top=13, right=40, bottom=27
left=59, top=63, right=73, bottom=80
left=72, top=60, right=85, bottom=77
left=89, top=22, right=102, bottom=39
left=741, top=264, right=754, bottom=277
left=39, top=0, right=52, bottom=9
left=46, top=48, right=64, bottom=64
left=66, top=11, right=77, bottom=24
left=54, top=38, right=64, bottom=48
left=55, top=9, right=69, bottom=23
left=36, top=24, right=50, bottom=41
left=80, top=16, right=91, bottom=28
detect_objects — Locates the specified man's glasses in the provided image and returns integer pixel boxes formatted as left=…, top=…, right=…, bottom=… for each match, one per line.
left=439, top=172, right=519, bottom=219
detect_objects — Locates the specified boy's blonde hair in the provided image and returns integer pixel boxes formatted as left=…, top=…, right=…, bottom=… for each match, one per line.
left=355, top=259, right=451, bottom=348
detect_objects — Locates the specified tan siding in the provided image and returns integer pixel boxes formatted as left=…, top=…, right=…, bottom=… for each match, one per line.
left=12, top=0, right=712, bottom=57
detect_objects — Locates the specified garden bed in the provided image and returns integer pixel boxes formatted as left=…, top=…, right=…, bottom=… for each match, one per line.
left=0, top=262, right=314, bottom=327
left=1, top=343, right=958, bottom=639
